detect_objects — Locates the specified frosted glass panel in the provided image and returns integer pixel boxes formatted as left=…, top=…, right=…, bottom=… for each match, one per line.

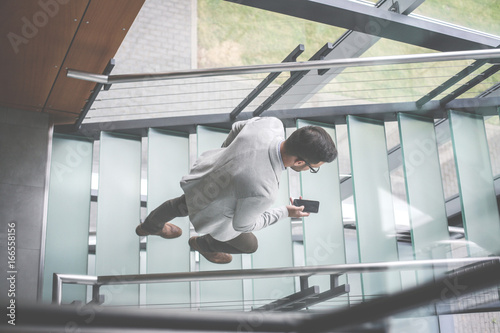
left=449, top=110, right=500, bottom=256
left=398, top=114, right=450, bottom=281
left=96, top=132, right=141, bottom=305
left=347, top=115, right=400, bottom=298
left=146, top=129, right=190, bottom=306
left=298, top=119, right=347, bottom=307
left=251, top=164, right=294, bottom=307
left=43, top=135, right=93, bottom=303
left=196, top=125, right=243, bottom=310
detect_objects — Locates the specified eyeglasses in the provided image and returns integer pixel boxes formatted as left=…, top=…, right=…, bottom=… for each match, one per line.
left=299, top=157, right=320, bottom=173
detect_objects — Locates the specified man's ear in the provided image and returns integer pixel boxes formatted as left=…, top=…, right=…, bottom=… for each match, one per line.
left=293, top=158, right=306, bottom=167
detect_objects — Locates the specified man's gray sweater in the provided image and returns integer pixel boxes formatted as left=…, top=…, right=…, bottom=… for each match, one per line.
left=180, top=117, right=289, bottom=241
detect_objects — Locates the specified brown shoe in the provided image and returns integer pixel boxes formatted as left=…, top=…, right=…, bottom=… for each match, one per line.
left=189, top=236, right=232, bottom=264
left=135, top=223, right=182, bottom=239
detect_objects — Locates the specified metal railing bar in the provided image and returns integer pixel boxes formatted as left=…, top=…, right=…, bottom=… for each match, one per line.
left=88, top=87, right=466, bottom=117
left=53, top=258, right=498, bottom=305
left=85, top=105, right=235, bottom=118
left=93, top=76, right=458, bottom=106
left=100, top=63, right=466, bottom=93
left=337, top=62, right=472, bottom=73
left=106, top=76, right=267, bottom=91
left=18, top=303, right=309, bottom=332
left=94, top=76, right=456, bottom=104
left=75, top=95, right=500, bottom=134
left=322, top=74, right=458, bottom=84
left=97, top=87, right=256, bottom=101
left=89, top=85, right=489, bottom=116
left=90, top=96, right=248, bottom=109
left=37, top=260, right=500, bottom=332
left=89, top=88, right=418, bottom=112
left=90, top=74, right=495, bottom=114
left=67, top=49, right=500, bottom=85
left=97, top=257, right=498, bottom=285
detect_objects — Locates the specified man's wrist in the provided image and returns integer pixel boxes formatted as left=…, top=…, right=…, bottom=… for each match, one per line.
left=282, top=205, right=290, bottom=218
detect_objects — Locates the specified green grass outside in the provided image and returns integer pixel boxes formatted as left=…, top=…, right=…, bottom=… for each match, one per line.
left=197, top=0, right=500, bottom=104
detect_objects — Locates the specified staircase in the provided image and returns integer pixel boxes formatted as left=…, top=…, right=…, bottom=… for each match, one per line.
left=42, top=106, right=500, bottom=329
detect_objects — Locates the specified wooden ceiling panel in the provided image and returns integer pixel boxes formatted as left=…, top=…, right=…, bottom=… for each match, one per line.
left=0, top=0, right=145, bottom=125
left=45, top=0, right=146, bottom=124
left=0, top=0, right=90, bottom=113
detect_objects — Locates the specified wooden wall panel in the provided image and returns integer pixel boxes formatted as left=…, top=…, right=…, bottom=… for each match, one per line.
left=45, top=0, right=146, bottom=124
left=0, top=0, right=89, bottom=113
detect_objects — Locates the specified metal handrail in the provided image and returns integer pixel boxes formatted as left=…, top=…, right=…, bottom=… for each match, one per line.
left=52, top=274, right=98, bottom=305
left=66, top=49, right=500, bottom=85
left=52, top=257, right=499, bottom=305
left=32, top=260, right=500, bottom=332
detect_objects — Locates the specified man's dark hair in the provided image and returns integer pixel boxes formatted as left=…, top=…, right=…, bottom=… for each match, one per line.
left=284, top=126, right=337, bottom=163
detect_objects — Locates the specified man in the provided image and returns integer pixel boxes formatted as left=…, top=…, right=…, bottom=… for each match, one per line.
left=136, top=117, right=337, bottom=264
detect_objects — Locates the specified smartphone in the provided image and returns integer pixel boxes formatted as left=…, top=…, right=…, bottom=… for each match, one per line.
left=293, top=199, right=320, bottom=213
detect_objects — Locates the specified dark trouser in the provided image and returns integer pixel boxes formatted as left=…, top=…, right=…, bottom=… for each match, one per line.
left=142, top=195, right=259, bottom=254
left=195, top=233, right=258, bottom=254
left=141, top=195, right=189, bottom=233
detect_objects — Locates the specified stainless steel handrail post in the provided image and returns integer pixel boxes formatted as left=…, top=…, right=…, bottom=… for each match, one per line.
left=52, top=273, right=62, bottom=305
left=52, top=274, right=98, bottom=305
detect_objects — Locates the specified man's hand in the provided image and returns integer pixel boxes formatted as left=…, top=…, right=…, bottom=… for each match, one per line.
left=287, top=197, right=310, bottom=218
